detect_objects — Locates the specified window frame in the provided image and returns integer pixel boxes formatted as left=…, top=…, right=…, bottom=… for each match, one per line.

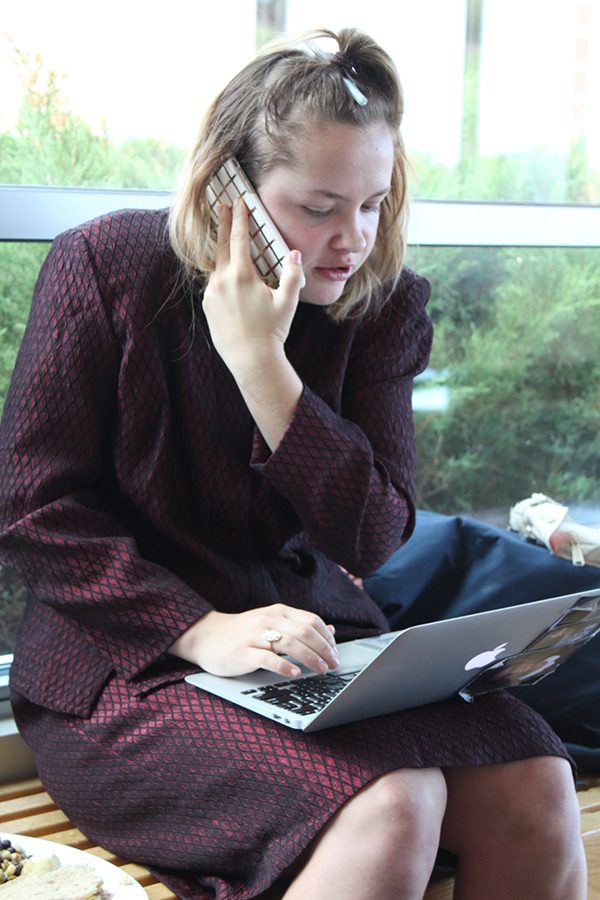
left=2, top=185, right=600, bottom=246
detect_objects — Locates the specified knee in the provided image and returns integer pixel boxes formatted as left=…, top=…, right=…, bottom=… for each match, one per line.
left=494, top=758, right=582, bottom=857
left=358, top=770, right=447, bottom=897
left=291, top=770, right=448, bottom=900
left=522, top=761, right=582, bottom=851
left=368, top=769, right=448, bottom=851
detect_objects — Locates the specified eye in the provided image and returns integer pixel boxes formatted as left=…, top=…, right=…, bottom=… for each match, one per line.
left=362, top=202, right=383, bottom=214
left=303, top=207, right=334, bottom=218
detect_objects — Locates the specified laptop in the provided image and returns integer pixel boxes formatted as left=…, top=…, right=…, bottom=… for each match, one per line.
left=185, top=588, right=600, bottom=732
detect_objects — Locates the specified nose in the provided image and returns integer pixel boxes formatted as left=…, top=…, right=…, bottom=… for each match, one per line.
left=330, top=213, right=368, bottom=253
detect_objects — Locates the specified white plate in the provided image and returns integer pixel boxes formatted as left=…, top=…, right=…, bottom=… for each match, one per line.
left=1, top=832, right=147, bottom=898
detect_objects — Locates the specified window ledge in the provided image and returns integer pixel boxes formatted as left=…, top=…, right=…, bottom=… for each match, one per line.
left=1, top=184, right=600, bottom=247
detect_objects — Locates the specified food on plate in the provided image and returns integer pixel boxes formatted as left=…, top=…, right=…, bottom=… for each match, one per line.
left=0, top=862, right=106, bottom=898
left=0, top=840, right=28, bottom=884
left=20, top=853, right=60, bottom=877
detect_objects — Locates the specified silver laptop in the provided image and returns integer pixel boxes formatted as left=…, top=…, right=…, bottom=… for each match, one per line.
left=185, top=588, right=600, bottom=732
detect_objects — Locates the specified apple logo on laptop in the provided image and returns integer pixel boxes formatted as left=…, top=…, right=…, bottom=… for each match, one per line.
left=464, top=643, right=508, bottom=671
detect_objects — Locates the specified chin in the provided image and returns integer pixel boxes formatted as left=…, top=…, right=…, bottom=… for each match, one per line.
left=299, top=281, right=345, bottom=307
left=299, top=295, right=340, bottom=308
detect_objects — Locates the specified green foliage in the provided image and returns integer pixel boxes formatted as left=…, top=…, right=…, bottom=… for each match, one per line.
left=0, top=44, right=183, bottom=189
left=108, top=138, right=185, bottom=190
left=414, top=248, right=600, bottom=513
left=406, top=246, right=507, bottom=359
left=1, top=40, right=599, bottom=530
left=0, top=46, right=183, bottom=407
left=0, top=565, right=28, bottom=652
left=410, top=147, right=600, bottom=205
left=567, top=137, right=600, bottom=204
left=0, top=243, right=49, bottom=413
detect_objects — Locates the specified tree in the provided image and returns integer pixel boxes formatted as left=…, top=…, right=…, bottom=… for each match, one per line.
left=0, top=41, right=183, bottom=188
left=0, top=46, right=184, bottom=650
left=414, top=248, right=600, bottom=513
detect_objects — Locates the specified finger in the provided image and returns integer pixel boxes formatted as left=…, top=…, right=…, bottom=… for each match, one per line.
left=263, top=618, right=339, bottom=673
left=277, top=634, right=339, bottom=674
left=280, top=250, right=306, bottom=291
left=214, top=203, right=233, bottom=268
left=278, top=607, right=338, bottom=653
left=229, top=197, right=254, bottom=266
left=274, top=250, right=304, bottom=310
left=250, top=647, right=302, bottom=680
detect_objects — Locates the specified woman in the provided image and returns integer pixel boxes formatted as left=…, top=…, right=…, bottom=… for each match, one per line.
left=0, top=27, right=586, bottom=899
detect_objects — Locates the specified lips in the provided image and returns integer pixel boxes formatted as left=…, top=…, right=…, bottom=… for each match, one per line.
left=313, top=265, right=353, bottom=282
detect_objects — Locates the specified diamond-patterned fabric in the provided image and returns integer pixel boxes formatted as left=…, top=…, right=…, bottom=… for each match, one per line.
left=0, top=208, right=433, bottom=715
left=12, top=678, right=569, bottom=900
left=0, top=209, right=570, bottom=898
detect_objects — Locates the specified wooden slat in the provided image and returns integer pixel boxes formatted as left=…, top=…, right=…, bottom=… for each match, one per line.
left=41, top=826, right=94, bottom=849
left=582, top=808, right=600, bottom=838
left=2, top=777, right=599, bottom=900
left=0, top=777, right=177, bottom=898
left=85, top=845, right=159, bottom=886
left=582, top=785, right=600, bottom=899
left=587, top=835, right=600, bottom=900
left=0, top=778, right=43, bottom=801
left=578, top=783, right=600, bottom=808
left=144, top=884, right=178, bottom=899
left=0, top=790, right=55, bottom=821
left=0, top=807, right=72, bottom=836
left=424, top=874, right=454, bottom=899
left=579, top=785, right=600, bottom=843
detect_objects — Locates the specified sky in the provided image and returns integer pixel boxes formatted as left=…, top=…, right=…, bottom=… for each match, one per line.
left=1, top=0, right=599, bottom=167
left=0, top=1, right=257, bottom=151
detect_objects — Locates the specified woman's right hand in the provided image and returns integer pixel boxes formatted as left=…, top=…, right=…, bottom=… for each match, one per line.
left=169, top=603, right=339, bottom=679
left=202, top=200, right=303, bottom=384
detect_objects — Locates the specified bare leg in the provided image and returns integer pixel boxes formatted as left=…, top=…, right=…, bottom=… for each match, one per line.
left=441, top=756, right=586, bottom=899
left=280, top=768, right=447, bottom=900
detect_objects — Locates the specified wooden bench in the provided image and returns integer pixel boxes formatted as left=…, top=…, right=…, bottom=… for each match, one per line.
left=0, top=777, right=176, bottom=899
left=1, top=775, right=599, bottom=898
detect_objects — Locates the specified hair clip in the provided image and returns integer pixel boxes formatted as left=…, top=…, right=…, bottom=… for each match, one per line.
left=302, top=39, right=368, bottom=107
left=342, top=74, right=368, bottom=107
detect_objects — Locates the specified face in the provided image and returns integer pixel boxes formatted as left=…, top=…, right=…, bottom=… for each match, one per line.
left=257, top=120, right=395, bottom=306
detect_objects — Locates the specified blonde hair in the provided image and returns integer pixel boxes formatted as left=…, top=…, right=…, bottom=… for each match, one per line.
left=168, top=27, right=408, bottom=320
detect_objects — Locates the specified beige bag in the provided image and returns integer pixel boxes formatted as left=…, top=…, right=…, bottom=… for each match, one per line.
left=509, top=493, right=600, bottom=568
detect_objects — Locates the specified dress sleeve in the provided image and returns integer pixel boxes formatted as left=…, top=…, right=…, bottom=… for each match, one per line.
left=250, top=272, right=433, bottom=576
left=0, top=229, right=212, bottom=681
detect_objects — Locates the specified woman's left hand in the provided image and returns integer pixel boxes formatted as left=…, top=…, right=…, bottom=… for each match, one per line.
left=202, top=199, right=305, bottom=383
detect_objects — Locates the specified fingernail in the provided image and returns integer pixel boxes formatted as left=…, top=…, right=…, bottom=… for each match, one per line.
left=290, top=249, right=302, bottom=265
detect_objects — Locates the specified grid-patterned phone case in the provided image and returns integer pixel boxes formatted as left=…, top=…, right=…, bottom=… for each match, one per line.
left=207, top=158, right=290, bottom=288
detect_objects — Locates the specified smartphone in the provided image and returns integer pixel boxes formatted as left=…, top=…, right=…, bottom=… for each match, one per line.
left=207, top=158, right=290, bottom=288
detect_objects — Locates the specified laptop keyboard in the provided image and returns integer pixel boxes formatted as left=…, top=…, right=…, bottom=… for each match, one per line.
left=241, top=670, right=360, bottom=716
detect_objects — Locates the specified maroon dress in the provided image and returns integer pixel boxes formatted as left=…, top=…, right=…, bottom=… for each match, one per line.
left=0, top=210, right=569, bottom=899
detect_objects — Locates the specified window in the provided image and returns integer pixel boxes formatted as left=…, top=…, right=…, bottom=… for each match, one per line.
left=0, top=2, right=257, bottom=190
left=286, top=0, right=600, bottom=205
left=409, top=244, right=600, bottom=519
left=1, top=0, right=599, bottom=660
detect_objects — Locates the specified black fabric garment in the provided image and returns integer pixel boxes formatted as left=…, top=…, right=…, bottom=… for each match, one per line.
left=365, top=509, right=600, bottom=758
